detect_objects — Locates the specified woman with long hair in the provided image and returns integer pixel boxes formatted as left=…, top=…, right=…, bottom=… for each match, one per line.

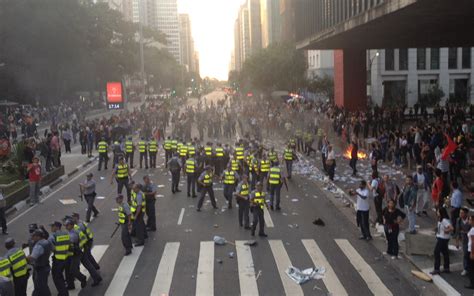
left=431, top=207, right=454, bottom=275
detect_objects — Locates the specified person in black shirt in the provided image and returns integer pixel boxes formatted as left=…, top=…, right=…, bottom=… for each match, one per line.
left=382, top=199, right=406, bottom=259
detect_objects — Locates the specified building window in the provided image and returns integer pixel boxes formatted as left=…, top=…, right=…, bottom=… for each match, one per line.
left=430, top=48, right=440, bottom=70
left=385, top=49, right=394, bottom=71
left=462, top=47, right=471, bottom=69
left=399, top=48, right=408, bottom=70
left=417, top=48, right=426, bottom=70
left=448, top=47, right=458, bottom=69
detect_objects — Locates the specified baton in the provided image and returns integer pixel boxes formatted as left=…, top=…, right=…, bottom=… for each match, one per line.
left=110, top=223, right=120, bottom=238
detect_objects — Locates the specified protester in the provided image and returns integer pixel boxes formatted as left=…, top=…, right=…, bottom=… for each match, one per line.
left=382, top=199, right=405, bottom=259
left=431, top=207, right=454, bottom=275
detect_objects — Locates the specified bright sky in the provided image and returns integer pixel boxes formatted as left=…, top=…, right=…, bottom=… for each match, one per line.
left=178, top=0, right=246, bottom=80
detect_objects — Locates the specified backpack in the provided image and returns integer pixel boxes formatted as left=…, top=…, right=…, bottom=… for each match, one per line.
left=376, top=179, right=385, bottom=197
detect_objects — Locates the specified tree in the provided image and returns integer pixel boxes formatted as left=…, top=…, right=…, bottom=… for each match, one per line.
left=307, top=74, right=334, bottom=102
left=240, top=43, right=307, bottom=94
left=419, top=84, right=445, bottom=107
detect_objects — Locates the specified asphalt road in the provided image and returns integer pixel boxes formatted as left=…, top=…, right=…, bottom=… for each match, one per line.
left=3, top=91, right=436, bottom=296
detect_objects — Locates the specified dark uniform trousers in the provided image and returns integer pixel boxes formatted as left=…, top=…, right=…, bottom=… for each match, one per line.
left=66, top=253, right=86, bottom=288
left=145, top=196, right=156, bottom=230
left=197, top=186, right=217, bottom=209
left=171, top=170, right=181, bottom=192
left=13, top=273, right=28, bottom=296
left=251, top=207, right=265, bottom=235
left=83, top=241, right=100, bottom=270
left=116, top=177, right=131, bottom=202
left=187, top=174, right=196, bottom=196
left=121, top=220, right=133, bottom=252
left=269, top=184, right=282, bottom=208
left=98, top=153, right=108, bottom=170
left=52, top=259, right=68, bottom=296
left=125, top=152, right=134, bottom=168
left=250, top=172, right=258, bottom=190
left=139, top=153, right=148, bottom=169
left=133, top=212, right=146, bottom=245
left=223, top=185, right=235, bottom=208
left=84, top=193, right=99, bottom=222
left=33, top=265, right=51, bottom=296
left=237, top=199, right=250, bottom=227
left=80, top=250, right=102, bottom=283
left=149, top=152, right=157, bottom=168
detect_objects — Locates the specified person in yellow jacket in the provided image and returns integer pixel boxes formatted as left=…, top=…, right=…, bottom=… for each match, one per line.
left=138, top=137, right=148, bottom=169
left=148, top=138, right=158, bottom=168
left=4, top=238, right=29, bottom=296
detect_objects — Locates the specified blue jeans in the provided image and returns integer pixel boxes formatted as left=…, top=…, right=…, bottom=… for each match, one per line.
left=405, top=206, right=416, bottom=232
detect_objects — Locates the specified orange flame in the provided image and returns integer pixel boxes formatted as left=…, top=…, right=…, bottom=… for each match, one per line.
left=343, top=145, right=367, bottom=159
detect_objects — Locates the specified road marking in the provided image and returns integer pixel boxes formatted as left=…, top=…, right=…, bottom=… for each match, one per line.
left=7, top=162, right=97, bottom=225
left=177, top=208, right=185, bottom=225
left=70, top=245, right=109, bottom=296
left=236, top=241, right=259, bottom=296
left=264, top=209, right=274, bottom=228
left=196, top=241, right=214, bottom=296
left=268, top=240, right=303, bottom=296
left=131, top=169, right=138, bottom=177
left=24, top=248, right=34, bottom=296
left=335, top=239, right=392, bottom=296
left=151, top=242, right=180, bottom=295
left=302, top=239, right=348, bottom=296
left=104, top=246, right=144, bottom=296
left=422, top=268, right=461, bottom=296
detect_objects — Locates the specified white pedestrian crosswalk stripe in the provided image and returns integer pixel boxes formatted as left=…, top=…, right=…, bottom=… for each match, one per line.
left=69, top=245, right=109, bottom=296
left=335, top=239, right=393, bottom=296
left=196, top=241, right=214, bottom=296
left=264, top=209, right=274, bottom=227
left=104, top=245, right=144, bottom=296
left=151, top=242, right=180, bottom=296
left=268, top=240, right=304, bottom=296
left=236, top=240, right=259, bottom=296
left=302, top=239, right=348, bottom=296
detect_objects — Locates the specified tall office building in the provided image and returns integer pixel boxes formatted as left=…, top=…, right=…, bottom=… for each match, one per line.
left=154, top=0, right=181, bottom=64
left=247, top=0, right=262, bottom=54
left=233, top=18, right=242, bottom=71
left=279, top=0, right=295, bottom=43
left=179, top=14, right=195, bottom=71
left=260, top=0, right=281, bottom=48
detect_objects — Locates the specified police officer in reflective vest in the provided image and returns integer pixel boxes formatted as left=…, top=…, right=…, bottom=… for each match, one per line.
left=64, top=219, right=87, bottom=290
left=197, top=166, right=217, bottom=211
left=4, top=238, right=29, bottom=296
left=187, top=142, right=196, bottom=158
left=138, top=137, right=148, bottom=169
left=283, top=144, right=297, bottom=179
left=234, top=174, right=251, bottom=229
left=170, top=138, right=178, bottom=155
left=250, top=182, right=269, bottom=237
left=163, top=136, right=172, bottom=168
left=131, top=184, right=147, bottom=246
left=27, top=229, right=53, bottom=296
left=178, top=141, right=188, bottom=165
left=268, top=161, right=285, bottom=211
left=48, top=221, right=70, bottom=295
left=214, top=143, right=225, bottom=176
left=204, top=142, right=213, bottom=166
left=258, top=154, right=270, bottom=184
left=97, top=138, right=108, bottom=171
left=111, top=157, right=132, bottom=202
left=268, top=147, right=278, bottom=166
left=125, top=137, right=135, bottom=168
left=148, top=138, right=158, bottom=168
left=222, top=163, right=239, bottom=209
left=185, top=156, right=197, bottom=198
left=116, top=195, right=133, bottom=256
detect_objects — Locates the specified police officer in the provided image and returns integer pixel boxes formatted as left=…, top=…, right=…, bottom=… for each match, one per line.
left=116, top=195, right=133, bottom=255
left=187, top=141, right=196, bottom=158
left=234, top=174, right=251, bottom=229
left=258, top=154, right=270, bottom=184
left=112, top=141, right=124, bottom=169
left=148, top=138, right=158, bottom=168
left=138, top=137, right=148, bottom=169
left=197, top=166, right=217, bottom=211
left=204, top=142, right=213, bottom=166
left=80, top=173, right=99, bottom=222
left=125, top=137, right=135, bottom=168
left=97, top=137, right=108, bottom=171
left=71, top=213, right=102, bottom=286
left=48, top=221, right=70, bottom=296
left=283, top=143, right=297, bottom=179
left=170, top=137, right=178, bottom=155
left=268, top=147, right=278, bottom=166
left=111, top=157, right=132, bottom=202
left=142, top=176, right=157, bottom=232
left=64, top=219, right=87, bottom=290
left=250, top=182, right=269, bottom=237
left=222, top=163, right=239, bottom=209
left=168, top=153, right=182, bottom=194
left=4, top=238, right=29, bottom=296
left=178, top=140, right=188, bottom=165
left=163, top=136, right=172, bottom=168
left=27, top=229, right=53, bottom=296
left=268, top=161, right=285, bottom=211
left=214, top=143, right=225, bottom=176
left=131, top=184, right=146, bottom=246
left=185, top=155, right=197, bottom=198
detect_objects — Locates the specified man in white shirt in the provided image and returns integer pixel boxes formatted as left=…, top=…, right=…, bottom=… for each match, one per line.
left=466, top=215, right=474, bottom=289
left=351, top=180, right=372, bottom=241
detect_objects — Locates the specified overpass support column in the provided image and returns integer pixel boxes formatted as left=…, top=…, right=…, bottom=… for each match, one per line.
left=334, top=48, right=367, bottom=111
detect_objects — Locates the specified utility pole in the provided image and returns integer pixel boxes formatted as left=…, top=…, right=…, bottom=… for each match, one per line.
left=138, top=0, right=146, bottom=101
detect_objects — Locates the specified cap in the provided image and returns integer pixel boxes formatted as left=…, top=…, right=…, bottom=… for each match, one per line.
left=416, top=165, right=422, bottom=169
left=71, top=212, right=80, bottom=218
left=50, top=221, right=62, bottom=228
left=64, top=220, right=74, bottom=226
left=63, top=215, right=73, bottom=222
left=5, top=238, right=14, bottom=245
left=87, top=173, right=93, bottom=178
left=32, top=229, right=44, bottom=237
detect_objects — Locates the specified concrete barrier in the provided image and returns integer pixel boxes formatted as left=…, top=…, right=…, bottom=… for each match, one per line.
left=405, top=231, right=437, bottom=256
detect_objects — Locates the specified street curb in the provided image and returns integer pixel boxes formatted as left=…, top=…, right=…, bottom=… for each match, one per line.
left=6, top=156, right=98, bottom=217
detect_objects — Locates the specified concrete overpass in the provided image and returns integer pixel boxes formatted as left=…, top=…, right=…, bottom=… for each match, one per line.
left=295, top=0, right=474, bottom=110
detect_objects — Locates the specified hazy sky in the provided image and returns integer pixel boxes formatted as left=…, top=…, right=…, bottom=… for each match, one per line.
left=178, top=0, right=246, bottom=80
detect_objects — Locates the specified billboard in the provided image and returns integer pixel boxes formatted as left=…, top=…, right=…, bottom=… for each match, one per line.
left=106, top=82, right=124, bottom=110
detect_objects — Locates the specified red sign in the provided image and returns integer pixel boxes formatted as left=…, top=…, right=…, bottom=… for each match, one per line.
left=106, top=82, right=123, bottom=103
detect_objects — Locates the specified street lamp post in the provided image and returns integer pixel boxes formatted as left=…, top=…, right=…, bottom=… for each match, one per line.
left=368, top=51, right=380, bottom=103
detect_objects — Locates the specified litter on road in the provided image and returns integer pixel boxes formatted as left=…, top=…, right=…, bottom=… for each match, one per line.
left=96, top=196, right=106, bottom=200
left=59, top=199, right=77, bottom=205
left=285, top=266, right=326, bottom=284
